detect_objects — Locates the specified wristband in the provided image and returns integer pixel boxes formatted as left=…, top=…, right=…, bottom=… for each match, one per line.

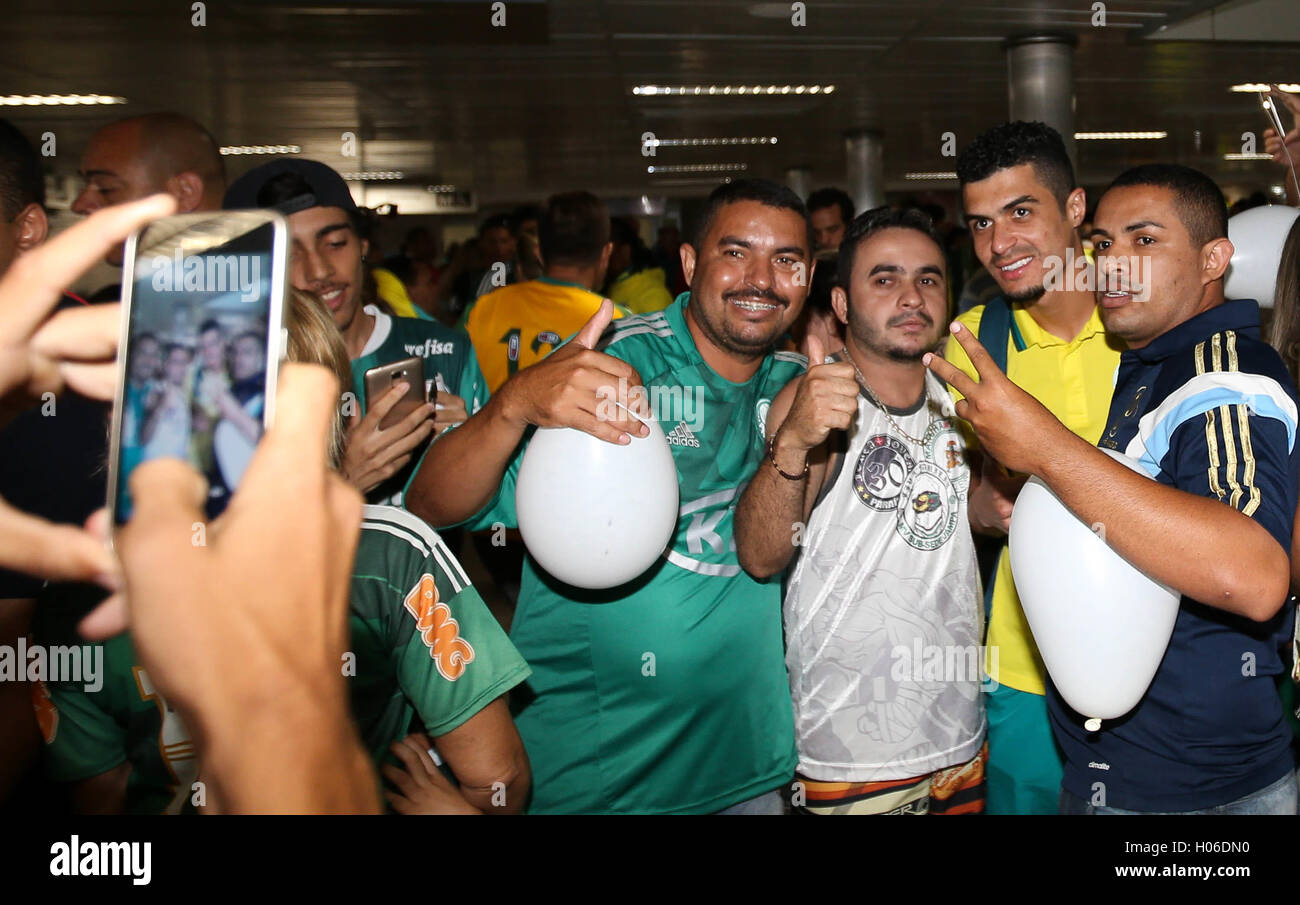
left=766, top=433, right=809, bottom=481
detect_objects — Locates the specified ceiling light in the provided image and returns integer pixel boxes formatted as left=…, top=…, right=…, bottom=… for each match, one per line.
left=0, top=94, right=126, bottom=106
left=647, top=163, right=748, bottom=175
left=219, top=145, right=301, bottom=156
left=631, top=84, right=833, bottom=97
left=426, top=184, right=458, bottom=193
left=1074, top=131, right=1167, bottom=140
left=645, top=136, right=777, bottom=148
left=1223, top=153, right=1274, bottom=160
left=1231, top=83, right=1300, bottom=93
left=904, top=171, right=958, bottom=181
left=340, top=171, right=405, bottom=181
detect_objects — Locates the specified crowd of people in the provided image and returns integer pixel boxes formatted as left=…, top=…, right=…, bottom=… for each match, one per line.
left=0, top=89, right=1299, bottom=815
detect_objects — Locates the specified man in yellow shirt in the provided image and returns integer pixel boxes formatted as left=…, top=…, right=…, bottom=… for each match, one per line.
left=466, top=192, right=625, bottom=393
left=944, top=122, right=1123, bottom=814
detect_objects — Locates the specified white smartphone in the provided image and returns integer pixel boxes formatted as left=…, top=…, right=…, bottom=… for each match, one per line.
left=107, top=210, right=289, bottom=528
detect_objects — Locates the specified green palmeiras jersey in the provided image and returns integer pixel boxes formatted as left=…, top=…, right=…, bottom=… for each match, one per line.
left=34, top=505, right=528, bottom=813
left=457, top=292, right=806, bottom=814
left=350, top=305, right=489, bottom=507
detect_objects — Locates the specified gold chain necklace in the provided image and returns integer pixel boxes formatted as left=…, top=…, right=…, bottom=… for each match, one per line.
left=848, top=358, right=936, bottom=447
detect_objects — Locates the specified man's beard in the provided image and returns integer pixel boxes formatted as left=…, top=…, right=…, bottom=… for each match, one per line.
left=694, top=286, right=790, bottom=358
left=848, top=308, right=937, bottom=362
left=1003, top=282, right=1047, bottom=303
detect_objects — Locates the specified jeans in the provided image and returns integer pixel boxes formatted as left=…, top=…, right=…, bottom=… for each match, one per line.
left=1059, top=769, right=1298, bottom=815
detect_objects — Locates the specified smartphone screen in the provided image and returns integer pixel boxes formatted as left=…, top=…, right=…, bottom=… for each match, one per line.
left=109, top=211, right=287, bottom=526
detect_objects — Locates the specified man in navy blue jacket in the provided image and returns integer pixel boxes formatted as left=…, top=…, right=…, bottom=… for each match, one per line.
left=926, top=163, right=1299, bottom=814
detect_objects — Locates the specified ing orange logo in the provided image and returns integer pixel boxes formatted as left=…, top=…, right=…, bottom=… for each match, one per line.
left=32, top=679, right=57, bottom=744
left=404, top=573, right=475, bottom=681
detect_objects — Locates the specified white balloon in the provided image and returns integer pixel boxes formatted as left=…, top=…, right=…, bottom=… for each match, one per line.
left=1008, top=449, right=1180, bottom=728
left=515, top=411, right=679, bottom=590
left=1225, top=204, right=1300, bottom=309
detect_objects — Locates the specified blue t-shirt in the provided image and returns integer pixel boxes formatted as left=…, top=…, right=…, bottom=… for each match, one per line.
left=1049, top=299, right=1299, bottom=812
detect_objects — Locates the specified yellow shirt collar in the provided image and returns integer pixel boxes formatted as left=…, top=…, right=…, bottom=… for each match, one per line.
left=1011, top=302, right=1106, bottom=349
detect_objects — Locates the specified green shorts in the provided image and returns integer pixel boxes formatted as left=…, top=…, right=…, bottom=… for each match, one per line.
left=986, top=682, right=1066, bottom=815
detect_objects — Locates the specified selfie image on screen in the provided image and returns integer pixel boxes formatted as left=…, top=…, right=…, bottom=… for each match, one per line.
left=116, top=220, right=275, bottom=523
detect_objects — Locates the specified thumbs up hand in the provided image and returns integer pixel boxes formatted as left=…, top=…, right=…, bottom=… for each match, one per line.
left=774, top=335, right=859, bottom=453
left=496, top=299, right=651, bottom=445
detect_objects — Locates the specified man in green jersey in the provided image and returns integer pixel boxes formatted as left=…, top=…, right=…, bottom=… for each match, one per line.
left=406, top=179, right=815, bottom=814
left=32, top=294, right=528, bottom=815
left=223, top=159, right=488, bottom=505
left=33, top=506, right=530, bottom=814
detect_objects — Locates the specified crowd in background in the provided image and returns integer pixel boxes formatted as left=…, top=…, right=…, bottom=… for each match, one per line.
left=0, top=89, right=1298, bottom=815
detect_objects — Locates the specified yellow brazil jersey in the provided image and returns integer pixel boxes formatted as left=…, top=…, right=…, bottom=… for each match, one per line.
left=465, top=277, right=625, bottom=393
left=944, top=300, right=1123, bottom=695
left=372, top=267, right=427, bottom=320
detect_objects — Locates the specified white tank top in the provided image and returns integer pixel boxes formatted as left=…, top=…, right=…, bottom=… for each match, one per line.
left=783, top=369, right=984, bottom=782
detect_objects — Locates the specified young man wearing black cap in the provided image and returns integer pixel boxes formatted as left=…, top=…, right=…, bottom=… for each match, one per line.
left=224, top=159, right=488, bottom=505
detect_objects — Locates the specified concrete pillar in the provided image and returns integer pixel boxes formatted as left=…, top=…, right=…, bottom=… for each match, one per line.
left=1004, top=34, right=1078, bottom=169
left=844, top=130, right=884, bottom=213
left=784, top=167, right=812, bottom=203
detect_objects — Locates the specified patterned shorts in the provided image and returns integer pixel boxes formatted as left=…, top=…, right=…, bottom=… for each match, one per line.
left=794, top=742, right=988, bottom=815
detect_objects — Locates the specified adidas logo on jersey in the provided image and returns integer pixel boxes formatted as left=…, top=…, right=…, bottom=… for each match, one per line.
left=666, top=422, right=700, bottom=447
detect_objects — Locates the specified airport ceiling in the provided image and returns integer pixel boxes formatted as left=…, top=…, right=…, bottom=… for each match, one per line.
left=2, top=0, right=1299, bottom=210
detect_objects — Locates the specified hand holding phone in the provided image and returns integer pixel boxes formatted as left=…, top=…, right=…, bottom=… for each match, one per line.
left=108, top=209, right=289, bottom=527
left=364, top=356, right=428, bottom=430
left=340, top=383, right=436, bottom=495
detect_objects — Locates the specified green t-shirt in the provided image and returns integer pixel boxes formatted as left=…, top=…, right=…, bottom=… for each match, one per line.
left=346, top=504, right=530, bottom=764
left=350, top=305, right=489, bottom=506
left=456, top=292, right=805, bottom=814
left=35, top=505, right=528, bottom=813
left=33, top=627, right=196, bottom=815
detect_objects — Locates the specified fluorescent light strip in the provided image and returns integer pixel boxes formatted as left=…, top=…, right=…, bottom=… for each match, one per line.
left=647, top=163, right=747, bottom=174
left=633, top=84, right=834, bottom=96
left=1231, top=83, right=1300, bottom=93
left=341, top=171, right=404, bottom=181
left=426, top=184, right=458, bottom=192
left=1224, top=153, right=1274, bottom=160
left=219, top=145, right=301, bottom=156
left=648, top=136, right=778, bottom=147
left=904, top=171, right=957, bottom=180
left=1075, top=131, right=1167, bottom=140
left=0, top=94, right=126, bottom=106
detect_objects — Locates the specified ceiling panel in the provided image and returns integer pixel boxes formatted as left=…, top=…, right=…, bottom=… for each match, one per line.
left=0, top=0, right=1295, bottom=208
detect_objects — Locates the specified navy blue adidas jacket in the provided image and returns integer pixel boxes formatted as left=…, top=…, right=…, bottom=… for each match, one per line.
left=1049, top=299, right=1299, bottom=812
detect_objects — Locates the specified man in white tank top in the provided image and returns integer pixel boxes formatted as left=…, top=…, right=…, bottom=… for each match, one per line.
left=736, top=207, right=986, bottom=814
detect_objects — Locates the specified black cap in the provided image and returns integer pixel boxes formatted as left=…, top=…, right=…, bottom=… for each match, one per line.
left=222, top=158, right=358, bottom=214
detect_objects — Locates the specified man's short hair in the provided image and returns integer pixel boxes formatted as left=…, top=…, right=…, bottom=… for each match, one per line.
left=838, top=206, right=947, bottom=288
left=479, top=213, right=513, bottom=236
left=956, top=121, right=1076, bottom=210
left=691, top=178, right=812, bottom=250
left=0, top=119, right=43, bottom=222
left=382, top=254, right=429, bottom=286
left=234, top=330, right=266, bottom=347
left=1102, top=163, right=1228, bottom=248
left=806, top=187, right=854, bottom=226
left=198, top=318, right=222, bottom=336
left=133, top=113, right=226, bottom=195
left=511, top=204, right=542, bottom=229
left=539, top=191, right=610, bottom=268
